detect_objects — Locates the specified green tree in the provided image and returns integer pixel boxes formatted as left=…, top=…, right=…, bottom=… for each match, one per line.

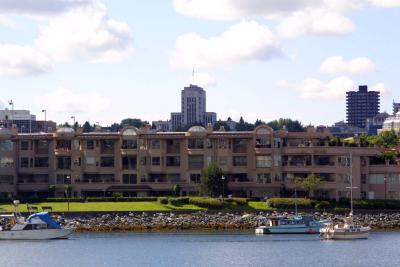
left=121, top=118, right=147, bottom=128
left=235, top=117, right=255, bottom=131
left=199, top=163, right=227, bottom=197
left=267, top=118, right=305, bottom=132
left=375, top=130, right=399, bottom=148
left=213, top=120, right=231, bottom=131
left=82, top=121, right=93, bottom=133
left=294, top=174, right=322, bottom=198
left=172, top=184, right=181, bottom=197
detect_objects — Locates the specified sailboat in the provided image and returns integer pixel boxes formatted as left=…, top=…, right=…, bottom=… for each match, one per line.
left=320, top=153, right=370, bottom=240
left=0, top=200, right=73, bottom=240
left=255, top=189, right=327, bottom=234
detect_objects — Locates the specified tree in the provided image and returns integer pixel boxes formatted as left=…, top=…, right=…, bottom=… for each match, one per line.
left=267, top=118, right=305, bottom=132
left=254, top=119, right=265, bottom=128
left=375, top=130, right=399, bottom=148
left=235, top=117, right=255, bottom=131
left=199, top=163, right=227, bottom=197
left=121, top=118, right=147, bottom=128
left=213, top=120, right=231, bottom=131
left=82, top=121, right=93, bottom=133
left=172, top=184, right=181, bottom=197
left=294, top=174, right=322, bottom=198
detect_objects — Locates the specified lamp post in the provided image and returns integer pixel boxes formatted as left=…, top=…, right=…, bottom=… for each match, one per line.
left=221, top=175, right=225, bottom=203
left=66, top=175, right=71, bottom=211
left=384, top=176, right=387, bottom=202
left=42, top=109, right=47, bottom=132
left=71, top=116, right=76, bottom=128
left=8, top=100, right=14, bottom=128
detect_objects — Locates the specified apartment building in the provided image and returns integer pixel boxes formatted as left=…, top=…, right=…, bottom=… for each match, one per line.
left=346, top=85, right=380, bottom=128
left=1, top=124, right=399, bottom=201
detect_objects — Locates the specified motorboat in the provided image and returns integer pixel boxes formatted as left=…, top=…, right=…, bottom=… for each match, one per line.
left=255, top=215, right=327, bottom=234
left=0, top=201, right=73, bottom=240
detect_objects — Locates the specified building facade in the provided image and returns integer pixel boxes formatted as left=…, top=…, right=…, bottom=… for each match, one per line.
left=1, top=124, right=399, bottom=201
left=0, top=109, right=56, bottom=133
left=346, top=85, right=380, bottom=128
left=170, top=84, right=217, bottom=130
left=393, top=101, right=400, bottom=115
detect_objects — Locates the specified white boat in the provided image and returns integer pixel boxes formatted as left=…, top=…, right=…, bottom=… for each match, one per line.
left=255, top=215, right=327, bottom=234
left=0, top=201, right=73, bottom=240
left=320, top=153, right=370, bottom=240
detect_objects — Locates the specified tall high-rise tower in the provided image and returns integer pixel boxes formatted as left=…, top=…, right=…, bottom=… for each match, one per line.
left=346, top=85, right=380, bottom=128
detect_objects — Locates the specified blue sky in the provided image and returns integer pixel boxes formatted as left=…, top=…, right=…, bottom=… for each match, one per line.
left=0, top=0, right=399, bottom=126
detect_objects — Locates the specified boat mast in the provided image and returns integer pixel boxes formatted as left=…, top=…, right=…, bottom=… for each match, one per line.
left=350, top=153, right=353, bottom=217
left=294, top=187, right=298, bottom=215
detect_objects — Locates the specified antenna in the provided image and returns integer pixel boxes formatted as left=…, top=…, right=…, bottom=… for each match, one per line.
left=346, top=152, right=358, bottom=217
left=192, top=68, right=195, bottom=85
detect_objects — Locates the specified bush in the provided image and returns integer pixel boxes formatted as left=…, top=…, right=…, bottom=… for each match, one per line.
left=189, top=197, right=223, bottom=209
left=315, top=201, right=331, bottom=210
left=46, top=198, right=85, bottom=203
left=158, top=197, right=168, bottom=204
left=168, top=197, right=189, bottom=206
left=266, top=198, right=313, bottom=209
left=225, top=198, right=248, bottom=205
left=116, top=197, right=157, bottom=202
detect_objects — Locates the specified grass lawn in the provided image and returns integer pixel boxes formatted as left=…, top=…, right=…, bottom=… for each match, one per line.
left=0, top=201, right=271, bottom=213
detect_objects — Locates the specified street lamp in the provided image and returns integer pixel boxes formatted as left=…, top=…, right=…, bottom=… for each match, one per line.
left=221, top=175, right=225, bottom=203
left=42, top=109, right=47, bottom=133
left=65, top=175, right=71, bottom=211
left=71, top=116, right=76, bottom=127
left=8, top=100, right=14, bottom=128
left=384, top=176, right=387, bottom=202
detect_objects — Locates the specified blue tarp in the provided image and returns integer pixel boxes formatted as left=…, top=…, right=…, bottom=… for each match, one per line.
left=27, top=212, right=61, bottom=229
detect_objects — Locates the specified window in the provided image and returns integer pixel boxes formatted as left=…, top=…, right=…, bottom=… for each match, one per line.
left=218, top=139, right=230, bottom=149
left=151, top=139, right=161, bottom=149
left=167, top=173, right=181, bottom=182
left=56, top=140, right=71, bottom=150
left=122, top=156, right=137, bottom=170
left=368, top=174, right=385, bottom=184
left=256, top=173, right=271, bottom=183
left=123, top=174, right=137, bottom=184
left=0, top=175, right=14, bottom=184
left=338, top=156, right=351, bottom=166
left=34, top=157, right=49, bottom=168
left=100, top=157, right=114, bottom=167
left=86, top=157, right=96, bottom=166
left=152, top=157, right=161, bottom=166
left=20, top=157, right=29, bottom=168
left=361, top=174, right=367, bottom=184
left=190, top=174, right=201, bottom=184
left=233, top=156, right=247, bottom=166
left=256, top=156, right=272, bottom=168
left=140, top=157, right=147, bottom=166
left=188, top=156, right=204, bottom=169
left=0, top=140, right=13, bottom=151
left=86, top=140, right=94, bottom=150
left=188, top=139, right=204, bottom=149
left=57, top=157, right=71, bottom=170
left=166, top=156, right=180, bottom=167
left=101, top=140, right=114, bottom=154
left=0, top=157, right=14, bottom=168
left=389, top=174, right=400, bottom=185
left=273, top=155, right=281, bottom=167
left=122, top=140, right=137, bottom=149
left=233, top=139, right=247, bottom=153
left=20, top=141, right=30, bottom=150
left=36, top=140, right=49, bottom=154
left=255, top=138, right=271, bottom=148
left=56, top=174, right=71, bottom=184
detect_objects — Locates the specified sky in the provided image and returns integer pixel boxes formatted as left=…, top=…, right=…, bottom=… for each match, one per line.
left=0, top=0, right=399, bottom=127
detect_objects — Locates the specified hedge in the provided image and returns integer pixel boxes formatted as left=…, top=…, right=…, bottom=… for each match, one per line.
left=315, top=201, right=331, bottom=210
left=225, top=198, right=248, bottom=206
left=266, top=198, right=314, bottom=209
left=158, top=197, right=168, bottom=204
left=188, top=197, right=223, bottom=209
left=168, top=197, right=190, bottom=206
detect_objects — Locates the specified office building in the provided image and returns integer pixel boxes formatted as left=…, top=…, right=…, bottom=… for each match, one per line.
left=0, top=109, right=56, bottom=133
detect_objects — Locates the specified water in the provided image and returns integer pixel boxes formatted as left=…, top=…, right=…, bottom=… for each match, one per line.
left=1, top=231, right=399, bottom=267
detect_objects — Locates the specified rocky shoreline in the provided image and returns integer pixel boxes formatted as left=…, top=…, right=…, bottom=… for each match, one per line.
left=54, top=211, right=400, bottom=232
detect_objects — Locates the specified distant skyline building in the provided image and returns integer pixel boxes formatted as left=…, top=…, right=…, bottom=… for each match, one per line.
left=0, top=109, right=56, bottom=133
left=346, top=85, right=380, bottom=128
left=170, top=84, right=217, bottom=130
left=366, top=112, right=390, bottom=136
left=393, top=101, right=400, bottom=115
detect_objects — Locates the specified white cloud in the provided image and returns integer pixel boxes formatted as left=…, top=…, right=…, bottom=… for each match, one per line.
left=190, top=72, right=216, bottom=88
left=320, top=56, right=377, bottom=75
left=280, top=76, right=388, bottom=100
left=277, top=8, right=355, bottom=38
left=369, top=0, right=400, bottom=7
left=0, top=44, right=52, bottom=77
left=37, top=88, right=111, bottom=114
left=35, top=2, right=133, bottom=63
left=0, top=0, right=92, bottom=16
left=170, top=20, right=281, bottom=68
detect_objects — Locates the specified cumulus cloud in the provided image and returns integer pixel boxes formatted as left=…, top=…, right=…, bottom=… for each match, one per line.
left=280, top=77, right=388, bottom=100
left=369, top=0, right=400, bottom=7
left=37, top=88, right=110, bottom=114
left=34, top=2, right=133, bottom=63
left=170, top=20, right=281, bottom=68
left=0, top=44, right=52, bottom=77
left=320, top=56, right=377, bottom=75
left=277, top=8, right=355, bottom=38
left=189, top=72, right=217, bottom=88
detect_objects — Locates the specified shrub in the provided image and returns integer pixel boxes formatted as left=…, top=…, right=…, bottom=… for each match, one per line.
left=168, top=197, right=189, bottom=206
left=266, top=198, right=313, bottom=209
left=46, top=198, right=85, bottom=203
left=116, top=197, right=158, bottom=202
left=189, top=197, right=223, bottom=209
left=158, top=197, right=168, bottom=204
left=232, top=198, right=248, bottom=205
left=315, top=201, right=331, bottom=210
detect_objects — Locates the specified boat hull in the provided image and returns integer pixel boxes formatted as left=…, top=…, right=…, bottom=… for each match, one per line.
left=320, top=230, right=370, bottom=240
left=0, top=229, right=73, bottom=240
left=256, top=226, right=321, bottom=234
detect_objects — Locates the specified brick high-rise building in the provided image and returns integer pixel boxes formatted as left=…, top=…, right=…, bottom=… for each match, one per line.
left=346, top=85, right=380, bottom=128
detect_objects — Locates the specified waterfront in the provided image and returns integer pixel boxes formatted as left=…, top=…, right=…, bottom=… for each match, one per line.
left=0, top=231, right=399, bottom=267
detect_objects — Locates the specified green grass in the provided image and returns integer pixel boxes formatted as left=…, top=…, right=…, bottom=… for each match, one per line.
left=0, top=201, right=271, bottom=213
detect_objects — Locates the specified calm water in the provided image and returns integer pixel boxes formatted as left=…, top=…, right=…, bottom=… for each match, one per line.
left=1, top=231, right=400, bottom=267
